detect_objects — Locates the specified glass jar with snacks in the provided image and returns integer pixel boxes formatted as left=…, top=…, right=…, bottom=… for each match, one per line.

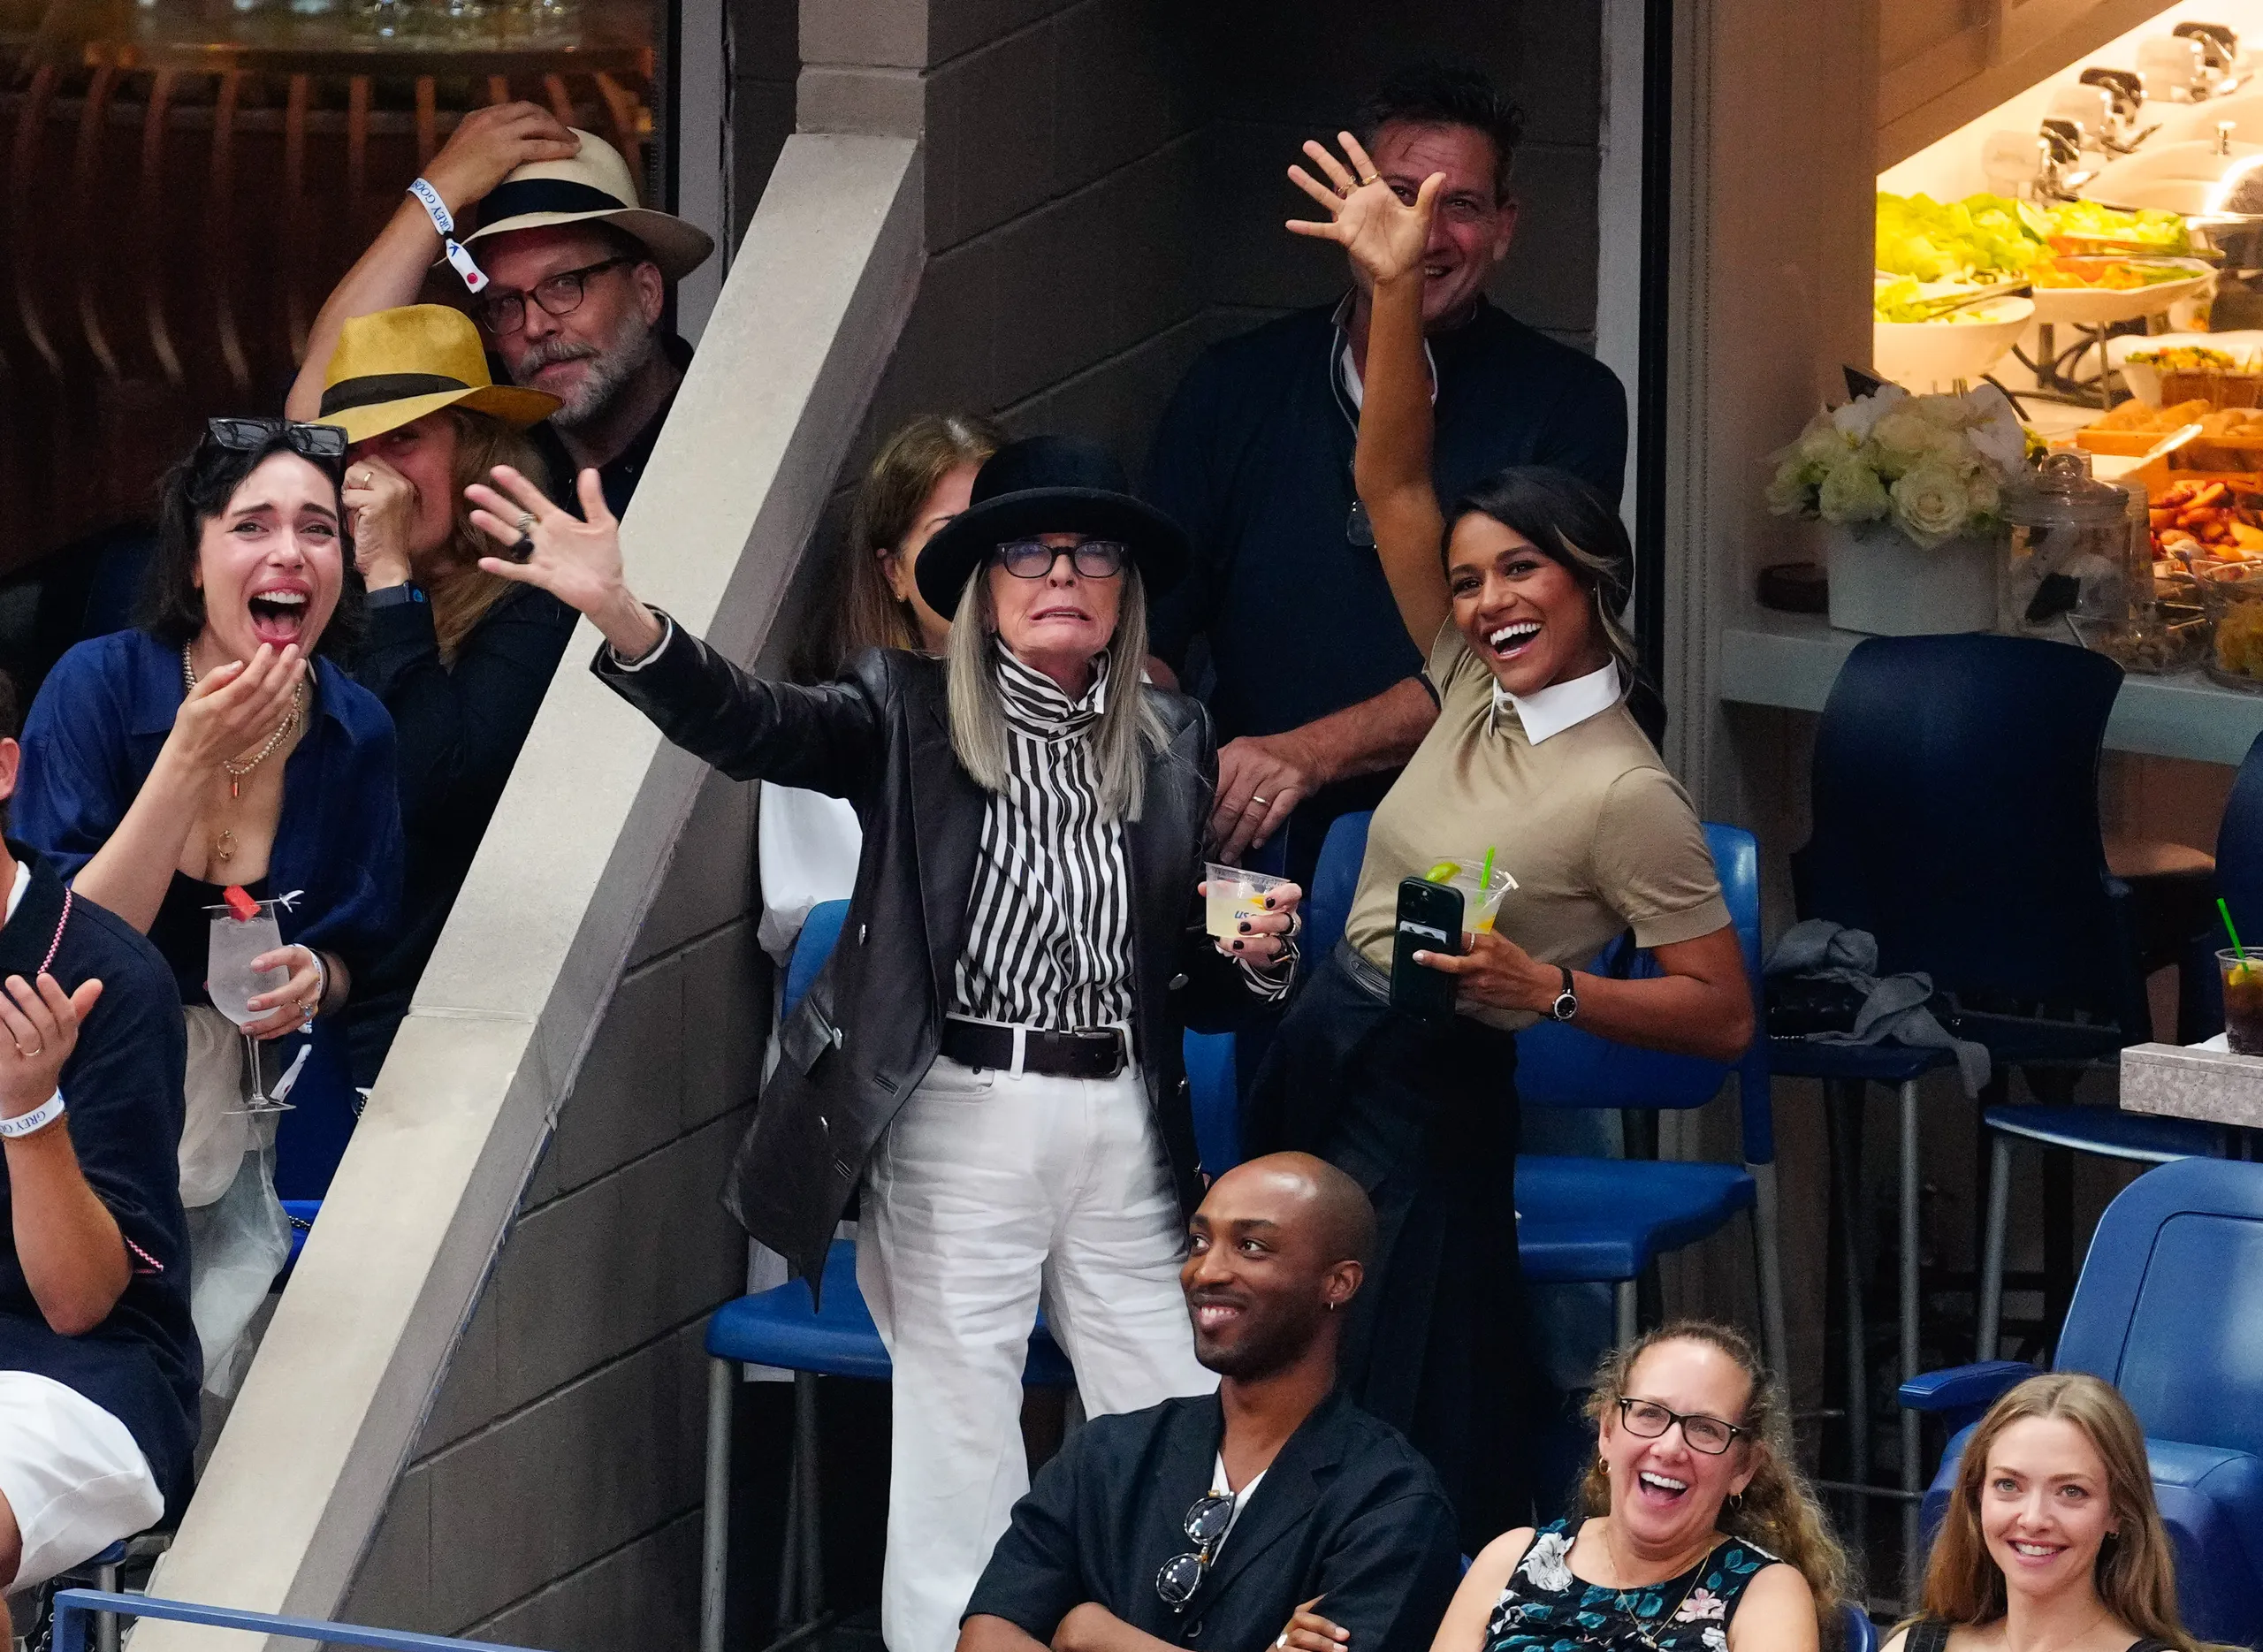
left=2203, top=569, right=2263, bottom=690
left=2002, top=453, right=2139, bottom=640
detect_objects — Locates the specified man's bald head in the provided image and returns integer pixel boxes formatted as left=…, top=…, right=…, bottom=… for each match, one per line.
left=1207, top=1153, right=1375, bottom=1266
left=1182, top=1153, right=1375, bottom=1381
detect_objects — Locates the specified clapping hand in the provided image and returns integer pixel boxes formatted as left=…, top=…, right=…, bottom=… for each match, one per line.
left=467, top=466, right=665, bottom=659
left=1285, top=131, right=1441, bottom=288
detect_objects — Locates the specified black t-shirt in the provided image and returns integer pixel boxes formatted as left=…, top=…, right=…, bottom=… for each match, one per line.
left=0, top=846, right=199, bottom=1516
left=1144, top=299, right=1627, bottom=745
left=965, top=1388, right=1459, bottom=1652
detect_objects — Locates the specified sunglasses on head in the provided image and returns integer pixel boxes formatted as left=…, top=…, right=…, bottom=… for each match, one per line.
left=202, top=418, right=349, bottom=466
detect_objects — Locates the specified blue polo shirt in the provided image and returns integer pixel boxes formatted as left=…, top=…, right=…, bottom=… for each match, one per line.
left=0, top=846, right=200, bottom=1517
left=15, top=629, right=403, bottom=1193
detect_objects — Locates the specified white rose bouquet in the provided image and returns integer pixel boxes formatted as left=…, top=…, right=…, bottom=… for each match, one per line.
left=1767, top=384, right=2027, bottom=549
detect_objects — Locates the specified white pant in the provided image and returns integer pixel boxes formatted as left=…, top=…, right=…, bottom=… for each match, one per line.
left=0, top=1371, right=163, bottom=1592
left=858, top=1054, right=1215, bottom=1652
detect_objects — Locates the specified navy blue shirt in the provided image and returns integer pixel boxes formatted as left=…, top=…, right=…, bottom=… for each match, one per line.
left=0, top=847, right=200, bottom=1517
left=15, top=630, right=404, bottom=1194
left=16, top=628, right=403, bottom=998
left=1145, top=300, right=1627, bottom=745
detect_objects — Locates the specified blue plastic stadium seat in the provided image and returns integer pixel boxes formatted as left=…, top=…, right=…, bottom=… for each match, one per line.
left=1514, top=1157, right=1756, bottom=1283
left=705, top=1238, right=1074, bottom=1386
left=1902, top=1158, right=2263, bottom=1645
left=1303, top=814, right=1782, bottom=1367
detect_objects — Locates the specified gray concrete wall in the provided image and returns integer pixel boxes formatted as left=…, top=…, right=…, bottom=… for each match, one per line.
left=337, top=776, right=767, bottom=1649
left=831, top=0, right=1607, bottom=481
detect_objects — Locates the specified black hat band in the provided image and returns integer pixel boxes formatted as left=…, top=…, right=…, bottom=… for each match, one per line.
left=477, top=178, right=633, bottom=229
left=320, top=372, right=473, bottom=416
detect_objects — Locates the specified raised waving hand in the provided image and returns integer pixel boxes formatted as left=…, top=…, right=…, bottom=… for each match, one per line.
left=465, top=465, right=665, bottom=660
left=1285, top=131, right=1442, bottom=290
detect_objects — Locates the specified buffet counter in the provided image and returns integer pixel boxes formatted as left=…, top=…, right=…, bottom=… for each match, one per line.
left=1718, top=607, right=2263, bottom=765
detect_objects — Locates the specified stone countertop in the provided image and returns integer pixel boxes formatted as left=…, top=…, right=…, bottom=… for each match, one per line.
left=2122, top=1038, right=2263, bottom=1125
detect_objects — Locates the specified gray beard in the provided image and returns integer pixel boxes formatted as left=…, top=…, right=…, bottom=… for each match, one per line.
left=520, top=312, right=661, bottom=430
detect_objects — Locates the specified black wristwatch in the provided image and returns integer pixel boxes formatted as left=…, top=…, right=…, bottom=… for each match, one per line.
left=365, top=582, right=427, bottom=610
left=1548, top=965, right=1579, bottom=1022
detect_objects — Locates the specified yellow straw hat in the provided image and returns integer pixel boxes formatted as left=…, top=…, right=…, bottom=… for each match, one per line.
left=317, top=304, right=561, bottom=445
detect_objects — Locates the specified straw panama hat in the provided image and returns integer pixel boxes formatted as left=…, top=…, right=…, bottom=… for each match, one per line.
left=458, top=127, right=715, bottom=282
left=317, top=304, right=561, bottom=445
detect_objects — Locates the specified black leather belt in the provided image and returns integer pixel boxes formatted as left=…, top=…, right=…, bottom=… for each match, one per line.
left=940, top=1018, right=1128, bottom=1079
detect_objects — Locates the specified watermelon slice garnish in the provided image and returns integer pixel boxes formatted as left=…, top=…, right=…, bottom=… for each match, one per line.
left=222, top=886, right=259, bottom=923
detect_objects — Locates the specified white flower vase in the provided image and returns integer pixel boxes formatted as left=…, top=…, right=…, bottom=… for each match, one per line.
left=1824, top=521, right=2000, bottom=636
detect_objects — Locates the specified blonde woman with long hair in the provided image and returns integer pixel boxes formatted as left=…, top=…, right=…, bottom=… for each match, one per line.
left=309, top=305, right=569, bottom=1086
left=1885, top=1374, right=2206, bottom=1652
left=1294, top=1323, right=1847, bottom=1652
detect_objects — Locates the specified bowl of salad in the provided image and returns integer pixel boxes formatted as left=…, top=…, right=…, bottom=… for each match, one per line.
left=1872, top=281, right=2035, bottom=391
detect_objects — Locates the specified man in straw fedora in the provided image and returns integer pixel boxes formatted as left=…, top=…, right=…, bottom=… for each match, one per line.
left=287, top=104, right=713, bottom=519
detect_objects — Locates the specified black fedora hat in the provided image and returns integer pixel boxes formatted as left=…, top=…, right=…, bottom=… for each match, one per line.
left=914, top=435, right=1189, bottom=618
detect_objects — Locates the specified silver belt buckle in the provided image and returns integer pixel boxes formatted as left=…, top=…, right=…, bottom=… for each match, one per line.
left=1070, top=1026, right=1126, bottom=1077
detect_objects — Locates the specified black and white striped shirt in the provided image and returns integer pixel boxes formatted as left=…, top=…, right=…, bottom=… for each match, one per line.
left=953, top=646, right=1137, bottom=1030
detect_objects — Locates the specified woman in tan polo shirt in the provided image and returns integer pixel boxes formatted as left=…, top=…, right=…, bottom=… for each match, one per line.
left=1246, top=134, right=1756, bottom=1547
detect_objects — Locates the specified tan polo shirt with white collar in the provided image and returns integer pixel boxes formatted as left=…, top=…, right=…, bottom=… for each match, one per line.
left=1342, top=625, right=1730, bottom=1032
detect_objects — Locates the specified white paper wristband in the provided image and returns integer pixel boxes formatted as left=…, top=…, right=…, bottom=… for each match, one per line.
left=0, top=1091, right=65, bottom=1139
left=407, top=177, right=491, bottom=293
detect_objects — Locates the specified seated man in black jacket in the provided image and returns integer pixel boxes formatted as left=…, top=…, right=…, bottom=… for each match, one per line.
left=960, top=1153, right=1459, bottom=1652
left=0, top=677, right=195, bottom=1641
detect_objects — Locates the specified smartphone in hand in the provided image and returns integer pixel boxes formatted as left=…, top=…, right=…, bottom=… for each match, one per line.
left=1390, top=878, right=1463, bottom=1021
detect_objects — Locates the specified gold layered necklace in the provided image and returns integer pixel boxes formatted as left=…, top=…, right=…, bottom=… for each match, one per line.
left=182, top=644, right=306, bottom=863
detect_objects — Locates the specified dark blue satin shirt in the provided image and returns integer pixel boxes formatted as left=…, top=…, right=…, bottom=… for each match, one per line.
left=13, top=628, right=403, bottom=1194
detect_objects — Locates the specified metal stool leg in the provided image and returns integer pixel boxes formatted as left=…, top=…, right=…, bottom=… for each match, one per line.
left=94, top=1556, right=121, bottom=1652
left=701, top=1358, right=733, bottom=1652
left=1977, top=1133, right=2013, bottom=1363
left=1826, top=1080, right=1870, bottom=1560
left=1898, top=1078, right=1924, bottom=1603
left=1751, top=1160, right=1790, bottom=1381
left=795, top=1370, right=824, bottom=1625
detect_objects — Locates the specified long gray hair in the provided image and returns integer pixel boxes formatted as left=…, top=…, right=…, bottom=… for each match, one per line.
left=946, top=561, right=1168, bottom=819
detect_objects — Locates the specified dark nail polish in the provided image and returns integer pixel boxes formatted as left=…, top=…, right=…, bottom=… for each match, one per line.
left=1231, top=940, right=1245, bottom=950
left=1262, top=896, right=1276, bottom=909
left=1238, top=921, right=1252, bottom=934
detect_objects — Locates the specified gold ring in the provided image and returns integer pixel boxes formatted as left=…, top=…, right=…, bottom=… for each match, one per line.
left=1249, top=794, right=1269, bottom=807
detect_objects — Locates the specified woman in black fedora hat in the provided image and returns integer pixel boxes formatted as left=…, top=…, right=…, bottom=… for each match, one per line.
left=462, top=438, right=1302, bottom=1652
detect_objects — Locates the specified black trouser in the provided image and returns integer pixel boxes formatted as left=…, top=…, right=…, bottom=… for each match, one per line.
left=1247, top=946, right=1531, bottom=1550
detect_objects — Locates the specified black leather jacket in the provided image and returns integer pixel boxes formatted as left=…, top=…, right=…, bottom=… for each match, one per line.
left=594, top=625, right=1260, bottom=1290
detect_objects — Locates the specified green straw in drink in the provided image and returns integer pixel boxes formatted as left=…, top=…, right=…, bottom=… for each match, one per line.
left=2222, top=896, right=2249, bottom=964
left=1479, top=846, right=1496, bottom=893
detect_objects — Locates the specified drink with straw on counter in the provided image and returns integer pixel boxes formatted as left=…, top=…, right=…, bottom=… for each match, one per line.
left=1203, top=864, right=1291, bottom=941
left=1424, top=849, right=1515, bottom=933
left=2220, top=898, right=2263, bottom=1057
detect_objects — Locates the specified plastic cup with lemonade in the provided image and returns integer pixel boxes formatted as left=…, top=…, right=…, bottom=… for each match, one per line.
left=2222, top=948, right=2263, bottom=1057
left=1423, top=856, right=1517, bottom=933
left=1203, top=863, right=1292, bottom=942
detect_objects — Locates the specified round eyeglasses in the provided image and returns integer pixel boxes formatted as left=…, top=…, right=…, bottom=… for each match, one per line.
left=1616, top=1397, right=1745, bottom=1456
left=1153, top=1490, right=1236, bottom=1612
left=993, top=538, right=1130, bottom=579
left=473, top=255, right=636, bottom=336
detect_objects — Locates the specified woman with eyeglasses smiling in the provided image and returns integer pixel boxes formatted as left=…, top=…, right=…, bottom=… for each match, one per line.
left=1391, top=1323, right=1846, bottom=1652
left=464, top=432, right=1302, bottom=1652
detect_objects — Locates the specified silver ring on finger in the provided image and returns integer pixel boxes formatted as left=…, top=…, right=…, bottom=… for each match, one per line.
left=1286, top=910, right=1304, bottom=938
left=1248, top=794, right=1269, bottom=808
left=516, top=512, right=535, bottom=536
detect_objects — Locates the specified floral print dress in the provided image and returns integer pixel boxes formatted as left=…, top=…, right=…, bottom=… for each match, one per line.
left=1481, top=1519, right=1781, bottom=1651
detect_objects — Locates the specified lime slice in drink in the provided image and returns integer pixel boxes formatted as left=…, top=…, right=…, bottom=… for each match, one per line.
left=1424, top=861, right=1460, bottom=883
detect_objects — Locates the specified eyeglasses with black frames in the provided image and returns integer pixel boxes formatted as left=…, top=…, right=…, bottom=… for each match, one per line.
left=1615, top=1397, right=1746, bottom=1456
left=993, top=537, right=1130, bottom=580
left=203, top=418, right=348, bottom=462
left=1153, top=1490, right=1236, bottom=1612
left=473, top=255, right=636, bottom=336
